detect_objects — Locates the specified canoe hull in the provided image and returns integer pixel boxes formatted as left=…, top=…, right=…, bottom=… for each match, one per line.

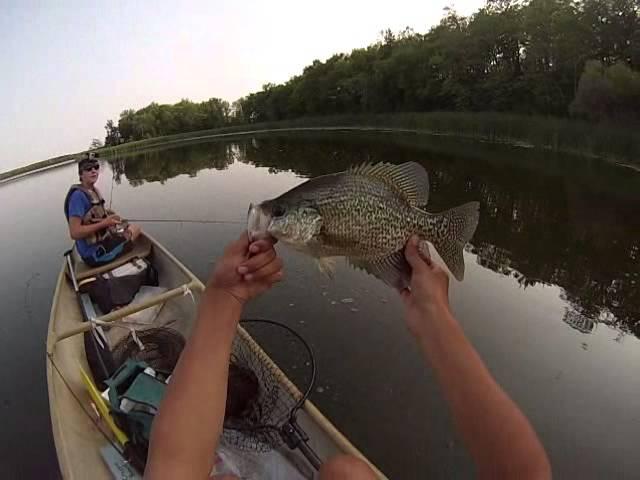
left=47, top=233, right=386, bottom=479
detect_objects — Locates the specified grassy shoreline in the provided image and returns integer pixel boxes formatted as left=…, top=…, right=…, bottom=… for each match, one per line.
left=2, top=113, right=638, bottom=182
left=0, top=153, right=81, bottom=183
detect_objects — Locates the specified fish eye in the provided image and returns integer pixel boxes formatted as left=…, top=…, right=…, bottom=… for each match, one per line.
left=272, top=204, right=287, bottom=217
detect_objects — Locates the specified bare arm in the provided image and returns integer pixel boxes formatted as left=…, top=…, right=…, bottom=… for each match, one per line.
left=145, top=290, right=240, bottom=479
left=67, top=215, right=120, bottom=240
left=402, top=237, right=551, bottom=480
left=145, top=233, right=283, bottom=480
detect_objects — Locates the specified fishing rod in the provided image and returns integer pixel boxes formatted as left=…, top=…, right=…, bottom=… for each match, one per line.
left=105, top=167, right=245, bottom=226
left=125, top=218, right=244, bottom=225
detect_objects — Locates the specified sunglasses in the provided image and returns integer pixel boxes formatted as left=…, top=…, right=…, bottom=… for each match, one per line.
left=82, top=165, right=99, bottom=172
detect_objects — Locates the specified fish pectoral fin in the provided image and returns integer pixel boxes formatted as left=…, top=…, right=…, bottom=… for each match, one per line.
left=348, top=251, right=411, bottom=290
left=349, top=162, right=429, bottom=207
left=316, top=257, right=337, bottom=278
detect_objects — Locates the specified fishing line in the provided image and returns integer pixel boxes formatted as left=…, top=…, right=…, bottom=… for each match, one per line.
left=125, top=218, right=245, bottom=225
left=108, top=160, right=115, bottom=211
left=103, top=160, right=244, bottom=226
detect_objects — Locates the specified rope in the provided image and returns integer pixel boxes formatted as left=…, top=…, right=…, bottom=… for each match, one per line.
left=182, top=284, right=196, bottom=303
left=91, top=323, right=106, bottom=350
left=130, top=328, right=145, bottom=351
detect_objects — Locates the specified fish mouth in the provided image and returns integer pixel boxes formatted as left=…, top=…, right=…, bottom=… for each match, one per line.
left=247, top=203, right=274, bottom=242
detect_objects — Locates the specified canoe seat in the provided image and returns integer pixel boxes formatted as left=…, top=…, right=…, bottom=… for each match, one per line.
left=71, top=236, right=153, bottom=282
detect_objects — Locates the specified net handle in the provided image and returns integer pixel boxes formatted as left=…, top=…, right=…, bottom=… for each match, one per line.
left=238, top=318, right=321, bottom=471
left=238, top=318, right=317, bottom=417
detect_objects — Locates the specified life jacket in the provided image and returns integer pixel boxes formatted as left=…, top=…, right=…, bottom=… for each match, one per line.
left=63, top=184, right=114, bottom=244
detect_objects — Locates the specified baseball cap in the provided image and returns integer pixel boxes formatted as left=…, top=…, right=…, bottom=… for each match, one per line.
left=78, top=152, right=100, bottom=173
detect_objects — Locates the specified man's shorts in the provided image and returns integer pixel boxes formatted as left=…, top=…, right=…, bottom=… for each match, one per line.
left=82, top=234, right=132, bottom=267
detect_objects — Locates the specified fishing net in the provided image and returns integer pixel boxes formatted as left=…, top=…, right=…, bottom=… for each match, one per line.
left=109, top=320, right=320, bottom=470
left=223, top=319, right=321, bottom=470
left=111, top=327, right=185, bottom=374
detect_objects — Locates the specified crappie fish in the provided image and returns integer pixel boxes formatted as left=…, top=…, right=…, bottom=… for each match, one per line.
left=248, top=162, right=479, bottom=289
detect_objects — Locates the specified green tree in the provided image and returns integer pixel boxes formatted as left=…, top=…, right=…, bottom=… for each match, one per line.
left=104, top=119, right=121, bottom=146
left=571, top=60, right=640, bottom=121
left=106, top=0, right=640, bottom=144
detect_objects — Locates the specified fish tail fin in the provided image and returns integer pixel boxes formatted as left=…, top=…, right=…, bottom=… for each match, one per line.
left=416, top=201, right=480, bottom=281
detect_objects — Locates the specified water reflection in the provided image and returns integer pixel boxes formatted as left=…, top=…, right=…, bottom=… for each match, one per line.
left=111, top=141, right=236, bottom=185
left=109, top=133, right=639, bottom=339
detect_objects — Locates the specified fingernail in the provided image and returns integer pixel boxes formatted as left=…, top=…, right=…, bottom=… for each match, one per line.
left=250, top=244, right=259, bottom=253
left=244, top=274, right=253, bottom=281
left=410, top=235, right=418, bottom=246
left=237, top=266, right=248, bottom=274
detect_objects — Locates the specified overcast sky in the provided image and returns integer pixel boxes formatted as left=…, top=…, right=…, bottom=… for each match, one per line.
left=0, top=0, right=484, bottom=171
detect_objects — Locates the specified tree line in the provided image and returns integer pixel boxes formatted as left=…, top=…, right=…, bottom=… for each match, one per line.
left=103, top=0, right=639, bottom=146
left=104, top=98, right=231, bottom=145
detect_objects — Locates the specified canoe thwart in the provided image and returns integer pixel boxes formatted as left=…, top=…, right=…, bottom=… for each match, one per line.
left=48, top=280, right=200, bottom=352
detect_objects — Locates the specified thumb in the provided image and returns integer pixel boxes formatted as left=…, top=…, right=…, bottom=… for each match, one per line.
left=404, top=236, right=427, bottom=272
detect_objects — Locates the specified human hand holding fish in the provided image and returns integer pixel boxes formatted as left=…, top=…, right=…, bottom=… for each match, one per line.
left=401, top=235, right=453, bottom=336
left=247, top=161, right=479, bottom=289
left=207, top=232, right=283, bottom=306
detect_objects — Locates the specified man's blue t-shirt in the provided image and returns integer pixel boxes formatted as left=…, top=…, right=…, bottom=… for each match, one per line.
left=67, top=190, right=99, bottom=259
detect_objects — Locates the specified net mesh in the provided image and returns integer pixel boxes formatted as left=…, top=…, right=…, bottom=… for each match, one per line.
left=222, top=321, right=313, bottom=453
left=111, top=327, right=185, bottom=373
left=109, top=322, right=314, bottom=455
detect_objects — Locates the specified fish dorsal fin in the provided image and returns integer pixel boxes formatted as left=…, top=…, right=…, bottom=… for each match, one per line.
left=349, top=162, right=429, bottom=207
left=348, top=250, right=412, bottom=290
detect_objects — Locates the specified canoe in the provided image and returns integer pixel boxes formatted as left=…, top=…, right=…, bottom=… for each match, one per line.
left=46, top=232, right=386, bottom=479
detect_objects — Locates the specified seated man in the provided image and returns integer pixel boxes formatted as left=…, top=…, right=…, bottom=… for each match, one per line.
left=64, top=153, right=141, bottom=267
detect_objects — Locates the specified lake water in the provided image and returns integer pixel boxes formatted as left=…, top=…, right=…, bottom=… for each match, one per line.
left=1, top=131, right=638, bottom=479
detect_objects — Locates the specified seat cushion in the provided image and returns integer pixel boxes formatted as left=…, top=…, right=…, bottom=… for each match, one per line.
left=71, top=236, right=152, bottom=281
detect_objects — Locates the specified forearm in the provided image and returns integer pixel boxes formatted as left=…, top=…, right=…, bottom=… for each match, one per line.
left=414, top=308, right=551, bottom=479
left=145, top=289, right=242, bottom=479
